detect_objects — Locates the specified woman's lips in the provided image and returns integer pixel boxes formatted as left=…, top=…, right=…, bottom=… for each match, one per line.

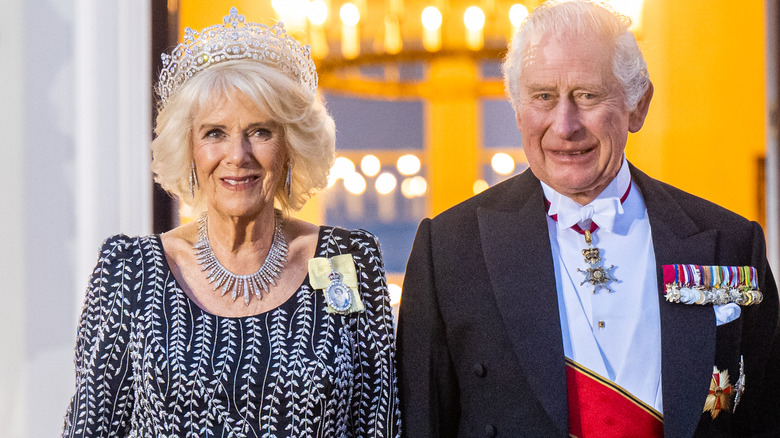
left=220, top=176, right=259, bottom=190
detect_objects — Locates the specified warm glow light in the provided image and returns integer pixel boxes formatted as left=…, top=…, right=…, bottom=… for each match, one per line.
left=401, top=176, right=427, bottom=198
left=332, top=156, right=356, bottom=175
left=271, top=0, right=288, bottom=15
left=421, top=6, right=443, bottom=30
left=397, top=154, right=421, bottom=175
left=606, top=0, right=644, bottom=32
left=272, top=0, right=309, bottom=29
left=340, top=3, right=360, bottom=59
left=388, top=283, right=402, bottom=306
left=491, top=153, right=515, bottom=175
left=463, top=6, right=485, bottom=31
left=473, top=179, right=489, bottom=194
left=375, top=172, right=397, bottom=195
left=340, top=3, right=360, bottom=26
left=421, top=6, right=442, bottom=51
left=360, top=155, right=381, bottom=177
left=385, top=14, right=403, bottom=54
left=307, top=0, right=328, bottom=26
left=509, top=4, right=529, bottom=28
left=464, top=6, right=485, bottom=50
left=344, top=172, right=367, bottom=194
left=328, top=156, right=356, bottom=187
left=179, top=201, right=195, bottom=221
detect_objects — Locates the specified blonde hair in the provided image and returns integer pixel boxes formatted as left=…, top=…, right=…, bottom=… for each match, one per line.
left=151, top=59, right=335, bottom=216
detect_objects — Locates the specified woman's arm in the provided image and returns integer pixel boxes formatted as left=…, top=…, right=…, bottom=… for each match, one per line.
left=62, top=235, right=136, bottom=438
left=348, top=229, right=401, bottom=438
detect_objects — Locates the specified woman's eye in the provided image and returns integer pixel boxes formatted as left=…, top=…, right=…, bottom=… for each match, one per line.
left=250, top=129, right=273, bottom=139
left=204, top=129, right=223, bottom=139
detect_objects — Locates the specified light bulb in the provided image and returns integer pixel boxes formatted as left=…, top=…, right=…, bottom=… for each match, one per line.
left=464, top=6, right=485, bottom=32
left=421, top=6, right=443, bottom=31
left=340, top=3, right=360, bottom=26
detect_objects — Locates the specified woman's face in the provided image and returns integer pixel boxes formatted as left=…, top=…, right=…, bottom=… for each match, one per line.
left=191, top=91, right=286, bottom=220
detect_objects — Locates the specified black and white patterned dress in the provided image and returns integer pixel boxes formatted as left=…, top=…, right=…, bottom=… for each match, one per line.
left=62, top=227, right=401, bottom=437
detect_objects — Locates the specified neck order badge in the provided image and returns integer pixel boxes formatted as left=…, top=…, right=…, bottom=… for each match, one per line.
left=578, top=229, right=617, bottom=293
left=548, top=181, right=632, bottom=294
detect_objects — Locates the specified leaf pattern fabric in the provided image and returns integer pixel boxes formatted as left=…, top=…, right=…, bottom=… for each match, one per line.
left=62, top=227, right=401, bottom=438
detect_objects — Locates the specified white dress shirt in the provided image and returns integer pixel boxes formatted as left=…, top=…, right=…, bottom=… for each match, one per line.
left=541, top=158, right=664, bottom=413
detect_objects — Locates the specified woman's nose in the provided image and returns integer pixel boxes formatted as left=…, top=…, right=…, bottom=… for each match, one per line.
left=225, top=135, right=252, bottom=165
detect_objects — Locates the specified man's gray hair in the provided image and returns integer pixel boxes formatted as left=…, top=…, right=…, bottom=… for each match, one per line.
left=502, top=0, right=650, bottom=111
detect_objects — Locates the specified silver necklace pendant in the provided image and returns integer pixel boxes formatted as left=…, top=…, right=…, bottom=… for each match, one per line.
left=577, top=230, right=616, bottom=293
left=193, top=210, right=288, bottom=305
left=325, top=262, right=353, bottom=312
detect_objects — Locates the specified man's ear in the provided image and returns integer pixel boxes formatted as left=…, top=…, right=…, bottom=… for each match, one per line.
left=629, top=81, right=654, bottom=133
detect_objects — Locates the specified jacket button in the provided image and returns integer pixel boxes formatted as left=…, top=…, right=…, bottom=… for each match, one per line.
left=484, top=424, right=496, bottom=437
left=473, top=363, right=486, bottom=377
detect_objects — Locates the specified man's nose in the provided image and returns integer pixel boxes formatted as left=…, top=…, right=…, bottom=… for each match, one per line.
left=551, top=99, right=582, bottom=139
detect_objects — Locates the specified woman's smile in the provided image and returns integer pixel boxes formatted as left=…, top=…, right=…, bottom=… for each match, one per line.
left=220, top=175, right=261, bottom=190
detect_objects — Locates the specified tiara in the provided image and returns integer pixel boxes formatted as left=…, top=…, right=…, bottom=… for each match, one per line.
left=157, top=7, right=318, bottom=106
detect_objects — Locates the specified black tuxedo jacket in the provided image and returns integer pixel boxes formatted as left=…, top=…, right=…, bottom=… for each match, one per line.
left=398, top=165, right=780, bottom=437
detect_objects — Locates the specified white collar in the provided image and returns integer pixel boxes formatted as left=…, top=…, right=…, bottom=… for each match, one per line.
left=541, top=158, right=632, bottom=232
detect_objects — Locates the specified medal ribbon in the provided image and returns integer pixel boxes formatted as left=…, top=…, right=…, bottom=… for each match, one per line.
left=663, top=264, right=762, bottom=306
left=669, top=265, right=759, bottom=290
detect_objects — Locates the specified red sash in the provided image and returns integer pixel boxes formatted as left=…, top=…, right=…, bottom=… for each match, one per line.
left=567, top=358, right=663, bottom=438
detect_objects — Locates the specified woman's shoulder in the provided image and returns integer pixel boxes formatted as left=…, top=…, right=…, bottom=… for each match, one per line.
left=85, top=235, right=157, bottom=307
left=317, top=226, right=380, bottom=251
left=97, top=233, right=142, bottom=258
left=316, top=227, right=384, bottom=274
left=346, top=229, right=382, bottom=259
left=95, top=233, right=166, bottom=266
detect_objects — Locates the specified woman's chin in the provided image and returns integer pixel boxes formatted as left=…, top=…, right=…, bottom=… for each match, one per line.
left=208, top=200, right=275, bottom=220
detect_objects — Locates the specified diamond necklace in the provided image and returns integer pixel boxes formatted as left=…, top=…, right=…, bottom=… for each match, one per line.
left=194, top=210, right=289, bottom=305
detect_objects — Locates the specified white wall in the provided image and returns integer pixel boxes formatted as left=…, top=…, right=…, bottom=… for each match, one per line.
left=0, top=0, right=27, bottom=435
left=0, top=0, right=151, bottom=436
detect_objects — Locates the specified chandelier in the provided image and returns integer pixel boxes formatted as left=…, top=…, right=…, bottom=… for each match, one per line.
left=270, top=0, right=645, bottom=98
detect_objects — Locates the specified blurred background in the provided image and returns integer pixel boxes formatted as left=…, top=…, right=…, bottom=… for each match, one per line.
left=1, top=0, right=778, bottom=436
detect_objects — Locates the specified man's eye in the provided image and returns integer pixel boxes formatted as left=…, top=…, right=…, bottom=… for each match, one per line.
left=538, top=93, right=552, bottom=100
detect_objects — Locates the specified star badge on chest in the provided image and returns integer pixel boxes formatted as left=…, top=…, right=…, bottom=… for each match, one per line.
left=704, top=366, right=733, bottom=419
left=577, top=230, right=617, bottom=293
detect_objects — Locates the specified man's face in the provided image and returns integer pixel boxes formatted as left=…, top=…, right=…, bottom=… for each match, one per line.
left=515, top=32, right=650, bottom=205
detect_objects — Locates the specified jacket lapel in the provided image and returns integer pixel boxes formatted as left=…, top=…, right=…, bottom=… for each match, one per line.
left=632, top=166, right=718, bottom=438
left=477, top=171, right=568, bottom=435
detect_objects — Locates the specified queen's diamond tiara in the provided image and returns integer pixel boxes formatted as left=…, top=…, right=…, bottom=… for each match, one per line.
left=157, top=7, right=318, bottom=106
